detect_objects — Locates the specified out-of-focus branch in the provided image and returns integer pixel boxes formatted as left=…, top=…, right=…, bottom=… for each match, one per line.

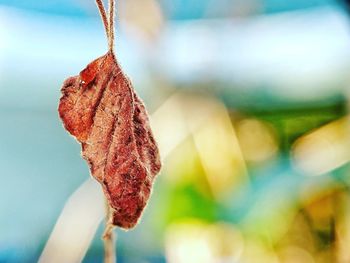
left=103, top=200, right=116, bottom=263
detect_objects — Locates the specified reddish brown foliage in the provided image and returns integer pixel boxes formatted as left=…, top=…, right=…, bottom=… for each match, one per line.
left=58, top=51, right=161, bottom=229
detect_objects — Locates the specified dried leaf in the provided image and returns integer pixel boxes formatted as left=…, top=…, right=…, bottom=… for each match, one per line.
left=58, top=51, right=161, bottom=229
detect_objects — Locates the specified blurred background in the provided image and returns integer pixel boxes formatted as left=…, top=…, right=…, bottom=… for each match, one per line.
left=1, top=0, right=350, bottom=262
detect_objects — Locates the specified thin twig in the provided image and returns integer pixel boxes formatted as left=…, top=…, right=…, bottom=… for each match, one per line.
left=108, top=0, right=115, bottom=52
left=103, top=199, right=116, bottom=263
left=95, top=0, right=110, bottom=41
left=95, top=1, right=117, bottom=261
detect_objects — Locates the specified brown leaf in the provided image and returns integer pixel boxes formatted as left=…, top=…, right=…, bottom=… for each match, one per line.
left=58, top=51, right=161, bottom=229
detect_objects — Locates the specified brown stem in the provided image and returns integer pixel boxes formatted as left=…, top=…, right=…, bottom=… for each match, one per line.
left=103, top=200, right=116, bottom=263
left=108, top=0, right=115, bottom=52
left=95, top=0, right=110, bottom=41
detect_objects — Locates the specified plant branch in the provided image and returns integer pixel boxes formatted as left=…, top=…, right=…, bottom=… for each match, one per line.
left=95, top=0, right=110, bottom=41
left=103, top=200, right=116, bottom=263
left=108, top=0, right=115, bottom=52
